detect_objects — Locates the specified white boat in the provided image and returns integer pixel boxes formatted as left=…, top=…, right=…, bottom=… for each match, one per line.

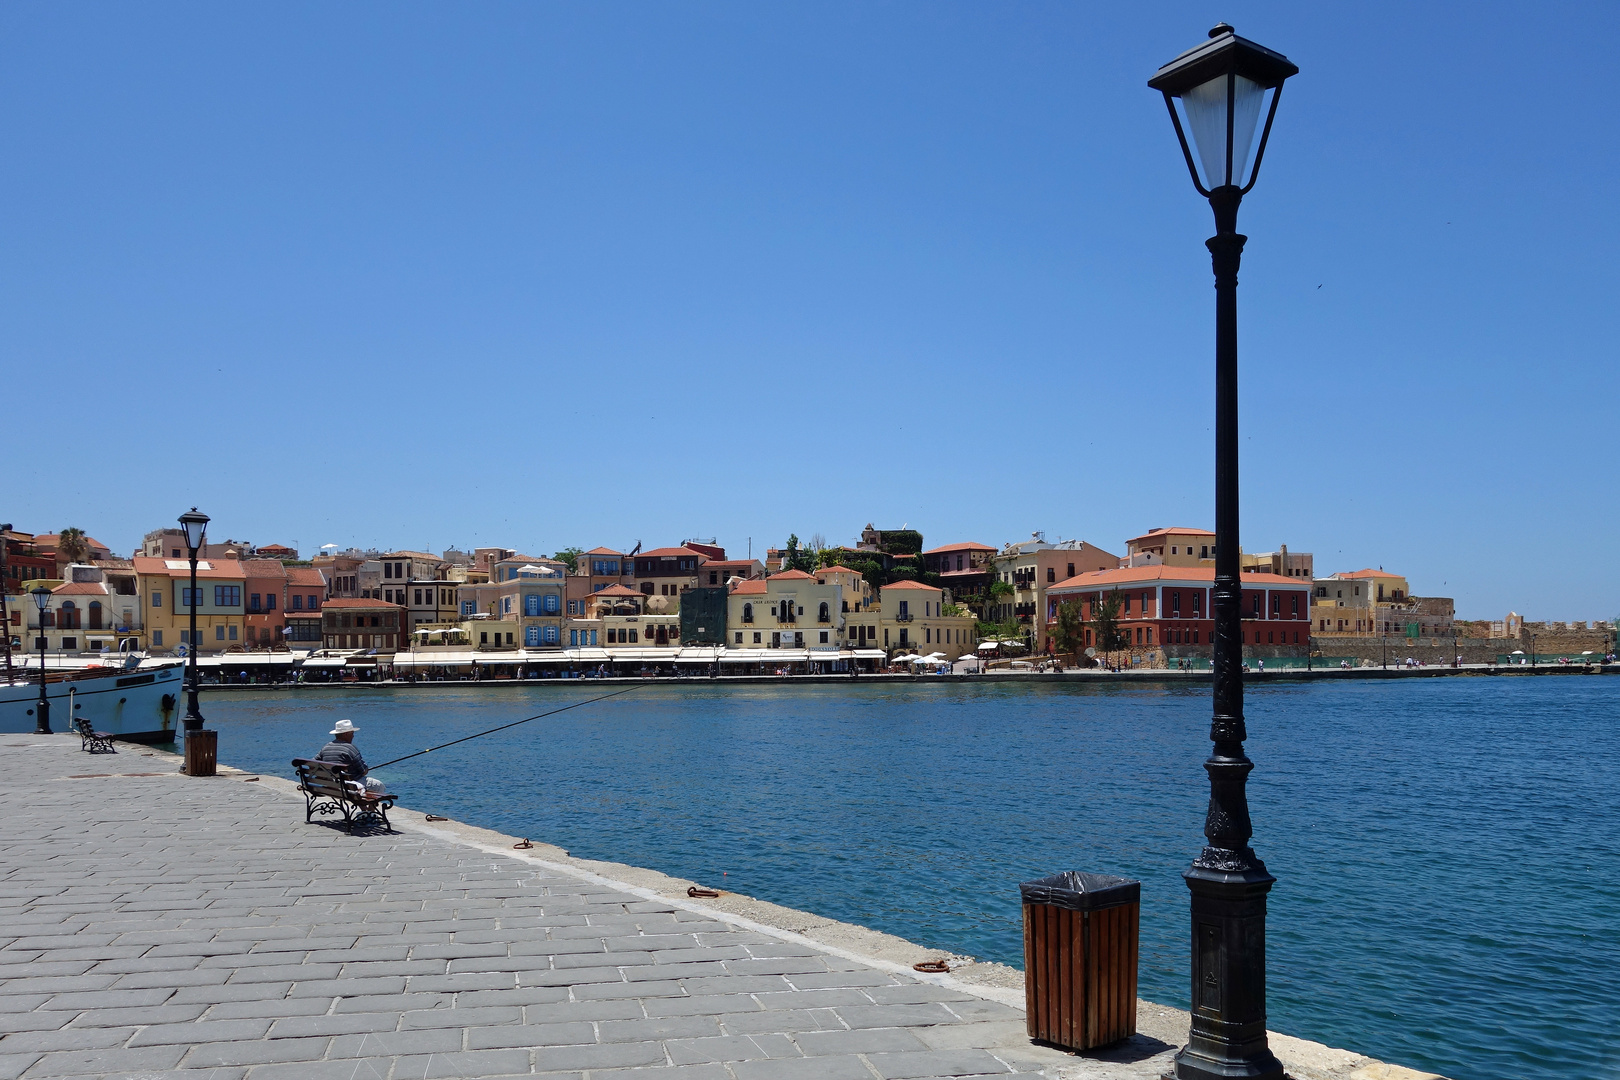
left=0, top=657, right=187, bottom=741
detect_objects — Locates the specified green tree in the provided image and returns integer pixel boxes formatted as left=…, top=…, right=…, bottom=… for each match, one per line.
left=783, top=534, right=815, bottom=573
left=1049, top=600, right=1085, bottom=657
left=57, top=527, right=90, bottom=564
left=1090, top=589, right=1128, bottom=665
left=983, top=578, right=1014, bottom=621
left=553, top=547, right=584, bottom=574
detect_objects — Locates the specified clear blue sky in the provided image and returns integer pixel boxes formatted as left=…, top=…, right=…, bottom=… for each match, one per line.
left=4, top=3, right=1615, bottom=620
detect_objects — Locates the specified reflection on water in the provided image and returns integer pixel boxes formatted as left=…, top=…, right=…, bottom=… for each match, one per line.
left=201, top=678, right=1620, bottom=1080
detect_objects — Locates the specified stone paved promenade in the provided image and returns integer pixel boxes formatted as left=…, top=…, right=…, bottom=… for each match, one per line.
left=0, top=734, right=1431, bottom=1080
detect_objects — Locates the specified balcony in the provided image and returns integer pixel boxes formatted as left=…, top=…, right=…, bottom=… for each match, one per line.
left=893, top=612, right=913, bottom=623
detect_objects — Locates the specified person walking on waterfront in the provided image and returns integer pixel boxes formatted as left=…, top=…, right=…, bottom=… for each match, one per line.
left=316, top=719, right=387, bottom=795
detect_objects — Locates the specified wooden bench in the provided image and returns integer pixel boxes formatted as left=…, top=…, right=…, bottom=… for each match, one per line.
left=74, top=716, right=116, bottom=754
left=291, top=758, right=396, bottom=833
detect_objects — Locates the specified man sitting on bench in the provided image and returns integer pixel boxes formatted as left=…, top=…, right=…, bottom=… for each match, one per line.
left=316, top=719, right=388, bottom=797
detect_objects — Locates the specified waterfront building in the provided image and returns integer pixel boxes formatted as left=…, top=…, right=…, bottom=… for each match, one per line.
left=33, top=532, right=114, bottom=576
left=1310, top=569, right=1454, bottom=639
left=282, top=567, right=328, bottom=647
left=921, top=542, right=996, bottom=609
left=1123, top=526, right=1216, bottom=567
left=1241, top=545, right=1314, bottom=579
left=1047, top=565, right=1313, bottom=654
left=17, top=565, right=142, bottom=654
left=133, top=555, right=247, bottom=654
left=312, top=554, right=364, bottom=598
left=700, top=559, right=764, bottom=586
left=631, top=546, right=708, bottom=598
left=241, top=559, right=288, bottom=648
left=725, top=570, right=846, bottom=651
left=2, top=529, right=56, bottom=594
left=590, top=584, right=646, bottom=647
left=875, top=579, right=976, bottom=659
left=988, top=534, right=1120, bottom=651
left=375, top=550, right=455, bottom=630
left=491, top=561, right=565, bottom=649
left=319, top=597, right=404, bottom=651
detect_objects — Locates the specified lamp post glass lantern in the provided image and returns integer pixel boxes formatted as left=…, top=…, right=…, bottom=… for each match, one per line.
left=31, top=586, right=52, bottom=734
left=1149, top=25, right=1297, bottom=1080
left=178, top=508, right=209, bottom=735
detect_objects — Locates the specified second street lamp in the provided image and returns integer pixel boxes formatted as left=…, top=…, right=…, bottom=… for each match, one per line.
left=1149, top=24, right=1297, bottom=1080
left=178, top=507, right=210, bottom=736
left=32, top=586, right=52, bottom=735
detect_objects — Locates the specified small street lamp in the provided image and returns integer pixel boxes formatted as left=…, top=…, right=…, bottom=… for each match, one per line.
left=31, top=586, right=52, bottom=734
left=178, top=508, right=210, bottom=735
left=1530, top=632, right=1537, bottom=669
left=1149, top=23, right=1297, bottom=1080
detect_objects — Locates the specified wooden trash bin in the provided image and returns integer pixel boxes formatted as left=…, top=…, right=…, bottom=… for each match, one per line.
left=1021, top=871, right=1140, bottom=1051
left=184, top=730, right=218, bottom=777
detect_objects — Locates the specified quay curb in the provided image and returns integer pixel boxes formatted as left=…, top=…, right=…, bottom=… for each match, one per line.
left=191, top=661, right=1617, bottom=691
left=125, top=738, right=1451, bottom=1080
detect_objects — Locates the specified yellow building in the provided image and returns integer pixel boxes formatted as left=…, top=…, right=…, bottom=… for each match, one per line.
left=877, top=580, right=976, bottom=660
left=726, top=570, right=846, bottom=650
left=133, top=556, right=247, bottom=655
left=1311, top=569, right=1411, bottom=636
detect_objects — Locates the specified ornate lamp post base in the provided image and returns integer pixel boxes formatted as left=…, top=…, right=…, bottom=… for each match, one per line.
left=1171, top=867, right=1284, bottom=1080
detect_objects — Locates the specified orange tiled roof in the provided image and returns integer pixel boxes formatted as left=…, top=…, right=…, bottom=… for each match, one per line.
left=285, top=567, right=328, bottom=586
left=34, top=533, right=112, bottom=553
left=730, top=579, right=767, bottom=595
left=816, top=565, right=860, bottom=575
left=881, top=580, right=940, bottom=591
left=132, top=556, right=246, bottom=580
left=584, top=546, right=624, bottom=556
left=1048, top=565, right=1308, bottom=592
left=241, top=559, right=288, bottom=577
left=638, top=546, right=704, bottom=559
left=1338, top=568, right=1402, bottom=580
left=1126, top=527, right=1215, bottom=545
left=768, top=570, right=814, bottom=581
left=922, top=541, right=995, bottom=554
left=51, top=581, right=108, bottom=596
left=594, top=584, right=642, bottom=598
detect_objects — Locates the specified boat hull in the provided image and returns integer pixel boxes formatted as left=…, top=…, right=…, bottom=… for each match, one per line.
left=0, top=663, right=186, bottom=741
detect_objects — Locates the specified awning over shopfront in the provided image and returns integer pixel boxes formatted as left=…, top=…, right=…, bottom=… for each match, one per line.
left=720, top=649, right=810, bottom=662
left=392, top=651, right=480, bottom=667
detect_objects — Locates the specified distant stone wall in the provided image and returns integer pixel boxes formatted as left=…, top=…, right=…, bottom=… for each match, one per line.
left=1309, top=634, right=1608, bottom=664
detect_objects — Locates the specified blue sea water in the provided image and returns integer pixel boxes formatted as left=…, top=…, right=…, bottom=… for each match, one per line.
left=198, top=678, right=1619, bottom=1080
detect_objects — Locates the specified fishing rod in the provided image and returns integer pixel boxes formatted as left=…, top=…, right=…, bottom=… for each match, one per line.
left=369, top=683, right=644, bottom=770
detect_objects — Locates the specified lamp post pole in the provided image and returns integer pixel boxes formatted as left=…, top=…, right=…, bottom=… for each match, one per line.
left=32, top=586, right=52, bottom=734
left=1150, top=25, right=1297, bottom=1080
left=178, top=508, right=210, bottom=736
left=1, top=523, right=13, bottom=679
left=1530, top=633, right=1537, bottom=669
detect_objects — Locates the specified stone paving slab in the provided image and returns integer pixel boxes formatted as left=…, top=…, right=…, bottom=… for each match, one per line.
left=0, top=735, right=1433, bottom=1080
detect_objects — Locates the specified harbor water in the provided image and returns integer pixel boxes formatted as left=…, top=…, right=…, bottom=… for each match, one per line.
left=197, top=677, right=1619, bottom=1080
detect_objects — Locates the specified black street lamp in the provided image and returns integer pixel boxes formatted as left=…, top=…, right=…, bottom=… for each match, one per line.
left=178, top=508, right=210, bottom=735
left=1149, top=24, right=1297, bottom=1080
left=31, top=586, right=52, bottom=734
left=1530, top=632, right=1537, bottom=669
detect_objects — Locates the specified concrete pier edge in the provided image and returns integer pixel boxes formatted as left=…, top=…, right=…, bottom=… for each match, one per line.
left=144, top=741, right=1451, bottom=1080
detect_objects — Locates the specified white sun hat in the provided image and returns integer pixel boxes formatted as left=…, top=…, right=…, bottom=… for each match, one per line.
left=330, top=718, right=359, bottom=737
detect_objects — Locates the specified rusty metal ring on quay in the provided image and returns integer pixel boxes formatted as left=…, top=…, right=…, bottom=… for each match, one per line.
left=687, top=886, right=720, bottom=898
left=913, top=960, right=950, bottom=974
left=425, top=815, right=448, bottom=821
left=513, top=839, right=533, bottom=849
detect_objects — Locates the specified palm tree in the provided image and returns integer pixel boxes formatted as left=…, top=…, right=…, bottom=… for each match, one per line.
left=57, top=527, right=90, bottom=565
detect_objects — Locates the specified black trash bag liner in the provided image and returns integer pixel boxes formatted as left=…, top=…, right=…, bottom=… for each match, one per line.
left=1019, top=870, right=1139, bottom=912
